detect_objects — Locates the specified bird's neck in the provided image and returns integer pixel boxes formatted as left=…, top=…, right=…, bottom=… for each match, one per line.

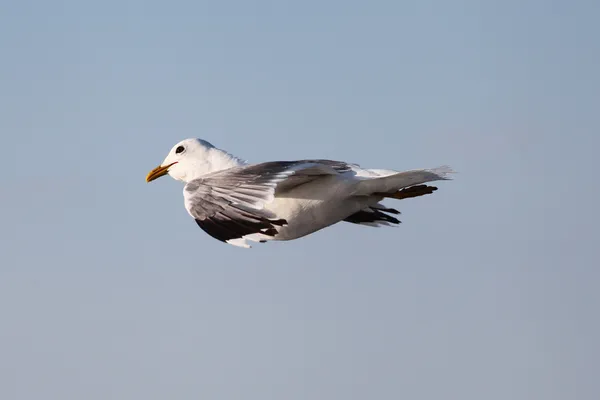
left=180, top=148, right=246, bottom=182
left=207, top=147, right=247, bottom=172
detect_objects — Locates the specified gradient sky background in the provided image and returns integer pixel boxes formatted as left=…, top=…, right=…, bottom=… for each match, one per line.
left=1, top=1, right=599, bottom=399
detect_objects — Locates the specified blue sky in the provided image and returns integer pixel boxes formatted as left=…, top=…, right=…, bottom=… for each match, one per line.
left=1, top=1, right=599, bottom=399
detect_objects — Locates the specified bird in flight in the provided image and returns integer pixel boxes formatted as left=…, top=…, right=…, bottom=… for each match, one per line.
left=146, top=138, right=453, bottom=248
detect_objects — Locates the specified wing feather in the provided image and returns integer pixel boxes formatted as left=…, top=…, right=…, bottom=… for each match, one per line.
left=184, top=159, right=350, bottom=246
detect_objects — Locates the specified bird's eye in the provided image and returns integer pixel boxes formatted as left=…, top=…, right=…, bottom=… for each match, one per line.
left=175, top=146, right=185, bottom=154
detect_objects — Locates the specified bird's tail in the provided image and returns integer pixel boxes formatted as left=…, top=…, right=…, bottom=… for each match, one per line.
left=353, top=166, right=454, bottom=197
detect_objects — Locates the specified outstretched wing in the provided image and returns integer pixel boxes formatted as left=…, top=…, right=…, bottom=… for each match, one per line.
left=184, top=160, right=351, bottom=247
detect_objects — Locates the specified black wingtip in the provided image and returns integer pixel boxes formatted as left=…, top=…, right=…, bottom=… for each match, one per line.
left=343, top=208, right=402, bottom=225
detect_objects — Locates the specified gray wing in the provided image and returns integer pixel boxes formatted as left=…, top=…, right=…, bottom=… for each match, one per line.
left=184, top=160, right=352, bottom=245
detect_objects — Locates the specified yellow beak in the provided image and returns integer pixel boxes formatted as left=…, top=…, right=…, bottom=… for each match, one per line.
left=146, top=162, right=177, bottom=182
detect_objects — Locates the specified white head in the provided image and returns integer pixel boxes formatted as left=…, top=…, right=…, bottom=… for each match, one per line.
left=146, top=138, right=244, bottom=183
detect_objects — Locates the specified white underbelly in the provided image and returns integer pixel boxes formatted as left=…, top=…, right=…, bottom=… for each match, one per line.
left=264, top=176, right=375, bottom=240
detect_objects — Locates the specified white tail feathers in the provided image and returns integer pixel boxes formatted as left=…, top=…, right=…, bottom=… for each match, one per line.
left=353, top=165, right=454, bottom=196
left=428, top=165, right=455, bottom=179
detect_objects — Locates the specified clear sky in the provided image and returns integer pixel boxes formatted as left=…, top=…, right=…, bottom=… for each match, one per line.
left=1, top=1, right=599, bottom=399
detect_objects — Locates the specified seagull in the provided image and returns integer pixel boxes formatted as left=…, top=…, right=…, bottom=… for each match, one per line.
left=146, top=138, right=453, bottom=248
